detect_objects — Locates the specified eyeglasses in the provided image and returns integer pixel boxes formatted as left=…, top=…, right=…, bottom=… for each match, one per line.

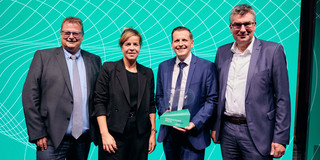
left=231, top=22, right=255, bottom=30
left=61, top=31, right=83, bottom=38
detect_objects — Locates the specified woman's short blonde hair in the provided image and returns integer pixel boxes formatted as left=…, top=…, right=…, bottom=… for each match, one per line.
left=119, top=27, right=142, bottom=47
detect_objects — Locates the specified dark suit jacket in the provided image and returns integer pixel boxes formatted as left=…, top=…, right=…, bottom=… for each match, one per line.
left=92, top=59, right=155, bottom=140
left=213, top=38, right=291, bottom=156
left=156, top=54, right=218, bottom=150
left=22, top=46, right=101, bottom=149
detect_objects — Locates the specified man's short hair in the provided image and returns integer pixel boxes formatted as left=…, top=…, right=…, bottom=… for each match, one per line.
left=61, top=17, right=84, bottom=33
left=119, top=27, right=142, bottom=47
left=171, top=26, right=193, bottom=41
left=230, top=4, right=256, bottom=24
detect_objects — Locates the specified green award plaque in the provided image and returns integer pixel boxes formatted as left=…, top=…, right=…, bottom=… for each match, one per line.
left=159, top=109, right=190, bottom=128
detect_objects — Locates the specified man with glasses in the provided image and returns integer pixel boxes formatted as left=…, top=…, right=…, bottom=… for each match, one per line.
left=212, top=4, right=291, bottom=160
left=22, top=17, right=101, bottom=159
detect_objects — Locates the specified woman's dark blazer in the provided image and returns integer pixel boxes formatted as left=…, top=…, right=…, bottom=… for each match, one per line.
left=93, top=59, right=155, bottom=142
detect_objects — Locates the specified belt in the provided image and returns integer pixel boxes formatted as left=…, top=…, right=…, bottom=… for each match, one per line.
left=224, top=115, right=247, bottom=124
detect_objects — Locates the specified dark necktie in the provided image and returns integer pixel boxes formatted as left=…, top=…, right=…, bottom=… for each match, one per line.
left=171, top=62, right=187, bottom=111
left=71, top=55, right=82, bottom=139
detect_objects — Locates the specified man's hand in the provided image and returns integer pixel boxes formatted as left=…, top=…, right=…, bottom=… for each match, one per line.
left=36, top=137, right=48, bottom=151
left=173, top=122, right=195, bottom=133
left=185, top=122, right=195, bottom=131
left=164, top=109, right=170, bottom=114
left=270, top=142, right=286, bottom=158
left=211, top=131, right=220, bottom=143
left=101, top=132, right=118, bottom=154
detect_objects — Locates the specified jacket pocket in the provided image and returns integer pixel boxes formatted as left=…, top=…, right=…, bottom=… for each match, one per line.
left=254, top=69, right=271, bottom=86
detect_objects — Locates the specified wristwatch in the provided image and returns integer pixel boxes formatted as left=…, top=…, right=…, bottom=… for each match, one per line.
left=151, top=128, right=157, bottom=133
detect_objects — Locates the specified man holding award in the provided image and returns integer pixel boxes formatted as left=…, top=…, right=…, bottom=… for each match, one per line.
left=156, top=26, right=218, bottom=160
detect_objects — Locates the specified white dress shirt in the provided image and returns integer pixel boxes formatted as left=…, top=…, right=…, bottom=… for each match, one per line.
left=169, top=54, right=192, bottom=111
left=224, top=37, right=255, bottom=117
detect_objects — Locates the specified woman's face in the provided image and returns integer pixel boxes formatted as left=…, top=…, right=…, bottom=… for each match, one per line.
left=121, top=35, right=141, bottom=62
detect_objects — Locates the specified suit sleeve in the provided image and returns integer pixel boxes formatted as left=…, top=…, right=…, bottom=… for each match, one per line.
left=212, top=50, right=220, bottom=131
left=22, top=50, right=47, bottom=143
left=272, top=44, right=291, bottom=144
left=191, top=62, right=218, bottom=130
left=93, top=62, right=111, bottom=117
left=96, top=56, right=102, bottom=71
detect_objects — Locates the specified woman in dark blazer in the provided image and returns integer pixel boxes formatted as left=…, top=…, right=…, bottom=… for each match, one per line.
left=93, top=27, right=156, bottom=160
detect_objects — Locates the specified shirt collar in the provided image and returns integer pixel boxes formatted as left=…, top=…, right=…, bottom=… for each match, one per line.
left=63, top=48, right=81, bottom=59
left=175, top=53, right=192, bottom=66
left=231, top=36, right=255, bottom=55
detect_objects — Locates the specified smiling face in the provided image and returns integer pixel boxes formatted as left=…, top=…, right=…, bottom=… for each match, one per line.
left=60, top=22, right=83, bottom=55
left=121, top=35, right=141, bottom=62
left=171, top=30, right=194, bottom=61
left=230, top=12, right=256, bottom=48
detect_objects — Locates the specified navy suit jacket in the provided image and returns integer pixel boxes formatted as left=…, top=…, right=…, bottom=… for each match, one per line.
left=156, top=54, right=218, bottom=150
left=213, top=38, right=291, bottom=156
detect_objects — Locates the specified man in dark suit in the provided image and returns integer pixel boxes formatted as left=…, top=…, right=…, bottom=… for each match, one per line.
left=212, top=4, right=291, bottom=159
left=22, top=17, right=101, bottom=159
left=156, top=26, right=218, bottom=160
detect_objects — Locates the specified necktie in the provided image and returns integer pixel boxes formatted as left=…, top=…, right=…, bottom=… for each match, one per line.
left=71, top=55, right=82, bottom=139
left=171, top=62, right=187, bottom=111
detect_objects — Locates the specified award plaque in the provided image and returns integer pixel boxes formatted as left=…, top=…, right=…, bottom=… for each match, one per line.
left=159, top=109, right=190, bottom=128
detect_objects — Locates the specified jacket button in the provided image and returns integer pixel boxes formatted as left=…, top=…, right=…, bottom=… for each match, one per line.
left=67, top=117, right=70, bottom=120
left=71, top=101, right=73, bottom=104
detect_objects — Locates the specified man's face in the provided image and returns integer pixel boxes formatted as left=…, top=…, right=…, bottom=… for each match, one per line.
left=61, top=22, right=83, bottom=54
left=230, top=13, right=256, bottom=46
left=172, top=30, right=194, bottom=61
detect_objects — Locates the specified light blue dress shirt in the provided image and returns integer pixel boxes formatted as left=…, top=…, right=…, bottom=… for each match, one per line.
left=63, top=48, right=89, bottom=135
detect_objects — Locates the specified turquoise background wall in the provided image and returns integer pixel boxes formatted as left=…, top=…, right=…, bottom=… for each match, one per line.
left=0, top=0, right=301, bottom=159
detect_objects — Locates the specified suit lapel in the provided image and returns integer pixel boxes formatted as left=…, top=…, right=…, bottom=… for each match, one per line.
left=55, top=47, right=73, bottom=96
left=166, top=58, right=175, bottom=95
left=116, top=60, right=130, bottom=104
left=185, top=54, right=197, bottom=95
left=245, top=38, right=261, bottom=98
left=181, top=54, right=198, bottom=109
left=82, top=51, right=91, bottom=97
left=137, top=64, right=147, bottom=110
left=220, top=50, right=233, bottom=101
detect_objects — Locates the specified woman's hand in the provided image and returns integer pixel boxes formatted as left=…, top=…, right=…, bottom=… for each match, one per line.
left=148, top=132, right=156, bottom=154
left=97, top=116, right=117, bottom=153
left=101, top=132, right=117, bottom=154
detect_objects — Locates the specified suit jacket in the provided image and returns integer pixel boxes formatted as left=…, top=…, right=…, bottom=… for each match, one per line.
left=22, top=47, right=101, bottom=149
left=92, top=59, right=155, bottom=139
left=156, top=54, right=218, bottom=150
left=213, top=37, right=291, bottom=156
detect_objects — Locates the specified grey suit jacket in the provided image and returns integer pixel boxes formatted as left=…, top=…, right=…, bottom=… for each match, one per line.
left=22, top=46, right=101, bottom=149
left=213, top=38, right=291, bottom=156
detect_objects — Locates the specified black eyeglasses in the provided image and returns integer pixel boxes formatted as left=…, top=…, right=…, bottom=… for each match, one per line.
left=231, top=22, right=255, bottom=30
left=61, top=31, right=83, bottom=38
